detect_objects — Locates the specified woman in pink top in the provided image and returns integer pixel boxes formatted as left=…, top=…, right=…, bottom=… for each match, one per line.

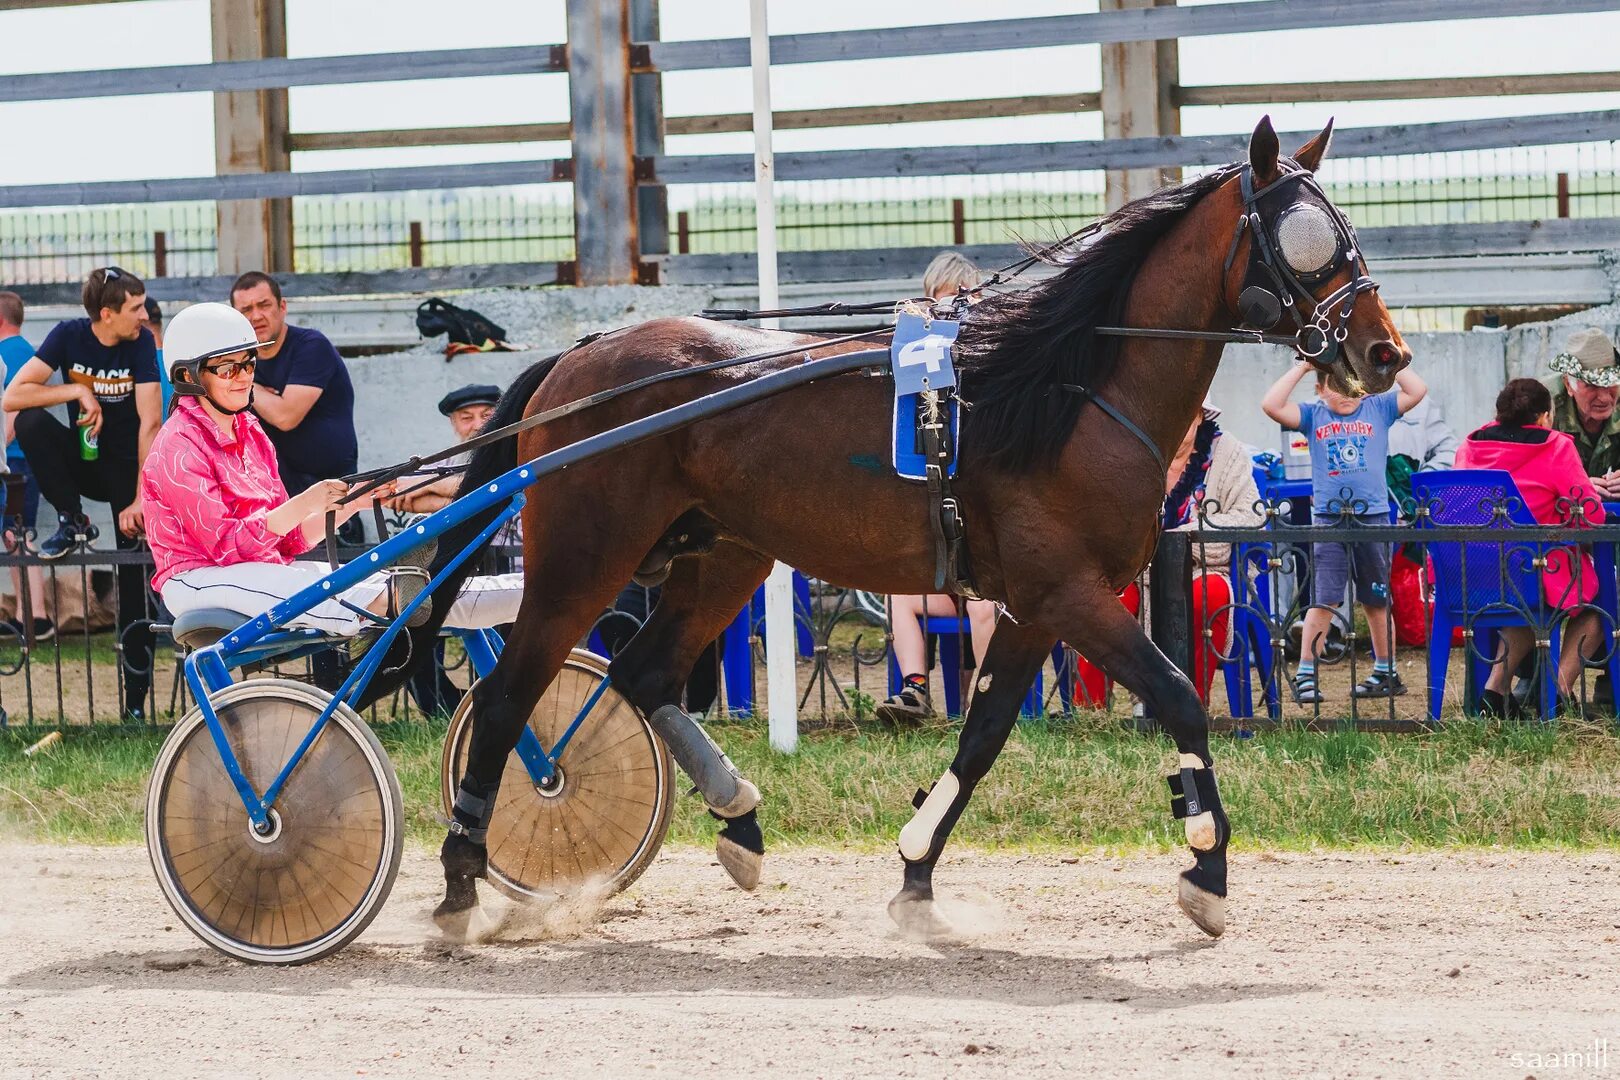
left=145, top=303, right=522, bottom=635
left=1453, top=378, right=1604, bottom=712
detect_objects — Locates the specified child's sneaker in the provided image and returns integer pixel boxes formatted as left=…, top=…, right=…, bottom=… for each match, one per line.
left=1353, top=669, right=1407, bottom=698
left=1289, top=670, right=1323, bottom=705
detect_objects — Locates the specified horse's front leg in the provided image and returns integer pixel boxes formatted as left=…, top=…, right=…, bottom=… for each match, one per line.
left=1058, top=583, right=1229, bottom=937
left=889, top=617, right=1054, bottom=939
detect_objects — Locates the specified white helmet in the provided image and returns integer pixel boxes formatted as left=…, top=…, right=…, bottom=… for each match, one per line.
left=164, top=302, right=268, bottom=400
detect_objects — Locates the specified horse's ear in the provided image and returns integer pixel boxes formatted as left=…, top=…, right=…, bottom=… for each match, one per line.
left=1293, top=117, right=1335, bottom=173
left=1249, top=115, right=1280, bottom=183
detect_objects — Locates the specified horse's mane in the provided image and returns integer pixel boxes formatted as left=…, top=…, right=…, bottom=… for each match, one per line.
left=956, top=166, right=1235, bottom=473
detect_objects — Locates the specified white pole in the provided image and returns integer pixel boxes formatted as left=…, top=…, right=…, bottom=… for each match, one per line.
left=750, top=0, right=797, bottom=753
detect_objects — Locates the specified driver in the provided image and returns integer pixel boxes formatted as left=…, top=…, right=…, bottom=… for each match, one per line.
left=143, top=303, right=522, bottom=635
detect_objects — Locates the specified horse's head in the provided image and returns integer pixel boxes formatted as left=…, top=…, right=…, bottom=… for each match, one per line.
left=1222, top=116, right=1410, bottom=395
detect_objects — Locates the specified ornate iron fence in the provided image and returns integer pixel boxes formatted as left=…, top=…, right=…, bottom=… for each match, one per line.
left=9, top=484, right=1620, bottom=732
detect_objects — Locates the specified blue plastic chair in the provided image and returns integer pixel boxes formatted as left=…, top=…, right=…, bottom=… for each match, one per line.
left=719, top=571, right=814, bottom=715
left=1411, top=470, right=1588, bottom=721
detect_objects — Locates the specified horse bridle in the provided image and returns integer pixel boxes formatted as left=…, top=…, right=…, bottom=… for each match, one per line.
left=1221, top=157, right=1379, bottom=368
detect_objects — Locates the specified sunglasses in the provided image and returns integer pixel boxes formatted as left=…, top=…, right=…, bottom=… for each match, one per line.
left=203, top=357, right=257, bottom=379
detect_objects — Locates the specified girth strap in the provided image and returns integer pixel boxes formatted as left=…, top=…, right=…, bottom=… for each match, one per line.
left=918, top=388, right=977, bottom=598
left=1061, top=383, right=1166, bottom=475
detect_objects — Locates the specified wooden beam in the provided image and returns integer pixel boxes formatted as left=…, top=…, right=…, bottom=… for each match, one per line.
left=0, top=159, right=570, bottom=208
left=288, top=123, right=571, bottom=152
left=1100, top=0, right=1179, bottom=211
left=641, top=0, right=1620, bottom=71
left=668, top=93, right=1102, bottom=135
left=3, top=263, right=565, bottom=307
left=566, top=0, right=639, bottom=285
left=657, top=219, right=1620, bottom=286
left=284, top=93, right=1103, bottom=154
left=212, top=0, right=293, bottom=275
left=9, top=107, right=1620, bottom=210
left=650, top=108, right=1620, bottom=184
left=0, top=44, right=567, bottom=104
left=1179, top=72, right=1620, bottom=106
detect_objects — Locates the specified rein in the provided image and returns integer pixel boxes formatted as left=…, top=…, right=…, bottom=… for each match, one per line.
left=339, top=326, right=892, bottom=504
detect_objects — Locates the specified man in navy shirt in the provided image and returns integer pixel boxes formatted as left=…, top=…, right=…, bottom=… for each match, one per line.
left=2, top=267, right=162, bottom=719
left=0, top=292, right=51, bottom=641
left=229, top=272, right=359, bottom=497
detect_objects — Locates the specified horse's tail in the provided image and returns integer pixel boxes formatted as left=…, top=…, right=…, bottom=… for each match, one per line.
left=355, top=350, right=563, bottom=709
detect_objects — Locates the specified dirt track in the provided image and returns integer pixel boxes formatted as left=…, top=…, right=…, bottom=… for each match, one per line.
left=3, top=844, right=1619, bottom=1079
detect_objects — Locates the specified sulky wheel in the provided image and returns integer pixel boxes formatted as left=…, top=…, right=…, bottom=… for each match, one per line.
left=145, top=679, right=404, bottom=965
left=440, top=649, right=674, bottom=902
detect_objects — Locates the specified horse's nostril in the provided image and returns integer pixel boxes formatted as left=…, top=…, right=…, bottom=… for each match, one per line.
left=1369, top=341, right=1400, bottom=368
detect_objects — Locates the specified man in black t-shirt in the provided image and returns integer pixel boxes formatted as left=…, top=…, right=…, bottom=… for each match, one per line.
left=2, top=266, right=161, bottom=719
left=229, top=272, right=359, bottom=496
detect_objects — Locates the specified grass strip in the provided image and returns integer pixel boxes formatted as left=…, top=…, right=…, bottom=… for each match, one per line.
left=4, top=713, right=1619, bottom=850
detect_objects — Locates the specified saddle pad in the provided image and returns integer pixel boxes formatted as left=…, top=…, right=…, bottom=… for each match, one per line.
left=889, top=311, right=962, bottom=482
left=892, top=392, right=960, bottom=482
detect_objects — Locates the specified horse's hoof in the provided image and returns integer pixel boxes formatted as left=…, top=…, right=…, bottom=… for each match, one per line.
left=433, top=871, right=481, bottom=938
left=1177, top=875, right=1226, bottom=938
left=716, top=833, right=762, bottom=891
left=887, top=892, right=957, bottom=943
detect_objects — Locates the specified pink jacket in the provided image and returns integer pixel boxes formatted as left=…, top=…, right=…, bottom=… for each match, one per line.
left=142, top=396, right=312, bottom=591
left=1454, top=424, right=1604, bottom=609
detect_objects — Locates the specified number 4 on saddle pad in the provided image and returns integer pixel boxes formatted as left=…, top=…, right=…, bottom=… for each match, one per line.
left=890, top=311, right=961, bottom=482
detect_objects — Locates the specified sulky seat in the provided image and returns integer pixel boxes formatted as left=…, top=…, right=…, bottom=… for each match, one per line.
left=170, top=607, right=257, bottom=651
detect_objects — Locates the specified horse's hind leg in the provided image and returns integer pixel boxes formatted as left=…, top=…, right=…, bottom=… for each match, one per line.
left=609, top=541, right=774, bottom=889
left=435, top=517, right=677, bottom=929
left=888, top=617, right=1054, bottom=938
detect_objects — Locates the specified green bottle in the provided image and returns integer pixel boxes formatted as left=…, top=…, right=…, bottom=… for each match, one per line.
left=78, top=424, right=98, bottom=462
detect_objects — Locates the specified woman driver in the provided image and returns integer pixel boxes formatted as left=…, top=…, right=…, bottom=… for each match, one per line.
left=143, top=302, right=521, bottom=635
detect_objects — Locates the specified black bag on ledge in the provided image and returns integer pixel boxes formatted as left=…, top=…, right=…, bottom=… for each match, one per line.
left=415, top=298, right=509, bottom=352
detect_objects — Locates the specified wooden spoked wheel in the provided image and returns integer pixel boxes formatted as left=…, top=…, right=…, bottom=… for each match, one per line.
left=146, top=679, right=403, bottom=965
left=440, top=649, right=674, bottom=902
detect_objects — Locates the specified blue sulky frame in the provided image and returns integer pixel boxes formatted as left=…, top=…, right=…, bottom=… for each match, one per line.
left=182, top=345, right=888, bottom=835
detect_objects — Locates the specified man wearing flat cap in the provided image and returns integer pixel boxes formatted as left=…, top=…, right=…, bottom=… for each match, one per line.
left=1543, top=327, right=1620, bottom=501
left=388, top=384, right=502, bottom=515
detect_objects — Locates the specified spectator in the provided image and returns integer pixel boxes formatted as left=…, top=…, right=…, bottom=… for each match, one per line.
left=229, top=272, right=360, bottom=540
left=0, top=291, right=49, bottom=641
left=143, top=303, right=524, bottom=638
left=1541, top=327, right=1620, bottom=500
left=922, top=250, right=982, bottom=307
left=389, top=384, right=500, bottom=515
left=1454, top=378, right=1604, bottom=714
left=1388, top=395, right=1458, bottom=472
left=3, top=267, right=161, bottom=719
left=139, top=296, right=173, bottom=417
left=1262, top=359, right=1427, bottom=705
left=1071, top=403, right=1262, bottom=706
left=876, top=252, right=997, bottom=725
left=385, top=382, right=504, bottom=717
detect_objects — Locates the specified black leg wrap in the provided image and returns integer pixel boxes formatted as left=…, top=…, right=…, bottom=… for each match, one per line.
left=711, top=807, right=764, bottom=856
left=450, top=779, right=498, bottom=845
left=1167, top=766, right=1224, bottom=820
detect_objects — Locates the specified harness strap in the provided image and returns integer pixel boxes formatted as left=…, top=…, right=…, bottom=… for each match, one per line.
left=1061, top=383, right=1166, bottom=475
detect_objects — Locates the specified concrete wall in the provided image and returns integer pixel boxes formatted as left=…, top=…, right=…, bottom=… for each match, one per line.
left=22, top=279, right=1620, bottom=551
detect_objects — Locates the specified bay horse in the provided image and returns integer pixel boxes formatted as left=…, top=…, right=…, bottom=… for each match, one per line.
left=368, top=116, right=1409, bottom=939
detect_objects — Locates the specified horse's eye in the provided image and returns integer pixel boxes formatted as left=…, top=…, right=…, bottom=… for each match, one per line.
left=1274, top=204, right=1340, bottom=277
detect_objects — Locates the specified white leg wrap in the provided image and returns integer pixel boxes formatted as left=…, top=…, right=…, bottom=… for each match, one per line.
left=899, top=769, right=959, bottom=862
left=1179, top=752, right=1218, bottom=851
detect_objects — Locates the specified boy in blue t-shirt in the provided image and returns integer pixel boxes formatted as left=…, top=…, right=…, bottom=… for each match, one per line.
left=1262, top=359, right=1428, bottom=703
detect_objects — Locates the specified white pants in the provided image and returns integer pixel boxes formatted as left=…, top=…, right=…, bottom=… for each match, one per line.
left=161, top=562, right=525, bottom=636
